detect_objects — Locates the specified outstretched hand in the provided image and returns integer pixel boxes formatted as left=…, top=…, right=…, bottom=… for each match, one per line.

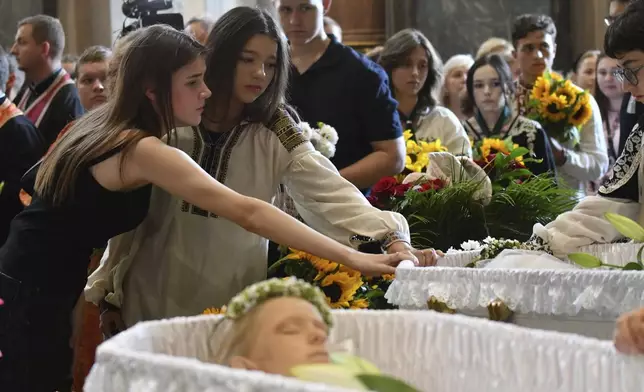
left=347, top=251, right=417, bottom=276
left=386, top=242, right=442, bottom=267
left=614, top=307, right=644, bottom=355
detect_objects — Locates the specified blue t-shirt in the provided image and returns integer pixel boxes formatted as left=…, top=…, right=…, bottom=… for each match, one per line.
left=287, top=37, right=403, bottom=173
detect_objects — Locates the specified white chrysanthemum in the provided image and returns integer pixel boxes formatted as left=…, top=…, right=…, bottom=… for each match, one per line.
left=460, top=240, right=482, bottom=251
left=483, top=236, right=495, bottom=244
left=316, top=139, right=336, bottom=158
left=299, top=122, right=314, bottom=140
left=319, top=123, right=339, bottom=145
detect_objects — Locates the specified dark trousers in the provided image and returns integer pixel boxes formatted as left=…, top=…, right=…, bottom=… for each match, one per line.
left=0, top=271, right=75, bottom=392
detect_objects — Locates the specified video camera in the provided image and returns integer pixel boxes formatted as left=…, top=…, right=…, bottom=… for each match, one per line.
left=121, top=0, right=184, bottom=36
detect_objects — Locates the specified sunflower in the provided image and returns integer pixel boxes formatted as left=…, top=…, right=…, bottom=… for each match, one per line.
left=419, top=139, right=448, bottom=153
left=339, top=265, right=362, bottom=279
left=286, top=249, right=339, bottom=274
left=550, top=72, right=564, bottom=82
left=539, top=94, right=568, bottom=122
left=479, top=138, right=510, bottom=161
left=554, top=80, right=578, bottom=104
left=531, top=76, right=551, bottom=100
left=569, top=92, right=593, bottom=127
left=403, top=129, right=414, bottom=141
left=406, top=139, right=422, bottom=155
left=320, top=271, right=363, bottom=309
left=203, top=306, right=227, bottom=315
left=405, top=152, right=429, bottom=172
left=349, top=298, right=370, bottom=309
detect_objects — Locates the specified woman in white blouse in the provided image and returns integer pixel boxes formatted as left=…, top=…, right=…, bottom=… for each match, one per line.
left=378, top=29, right=472, bottom=157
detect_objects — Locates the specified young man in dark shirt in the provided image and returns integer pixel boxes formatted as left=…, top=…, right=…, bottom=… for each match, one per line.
left=275, top=0, right=405, bottom=192
left=0, top=47, right=46, bottom=246
left=10, top=14, right=84, bottom=147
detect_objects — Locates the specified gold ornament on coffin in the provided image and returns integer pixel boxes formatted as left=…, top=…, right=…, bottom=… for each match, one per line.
left=426, top=296, right=456, bottom=314
left=487, top=299, right=514, bottom=322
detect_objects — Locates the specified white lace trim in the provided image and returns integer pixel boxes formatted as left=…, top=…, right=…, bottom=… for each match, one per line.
left=385, top=266, right=644, bottom=316
left=86, top=312, right=644, bottom=392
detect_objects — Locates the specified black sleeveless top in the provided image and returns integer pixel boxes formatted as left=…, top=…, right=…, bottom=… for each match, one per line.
left=0, top=146, right=151, bottom=297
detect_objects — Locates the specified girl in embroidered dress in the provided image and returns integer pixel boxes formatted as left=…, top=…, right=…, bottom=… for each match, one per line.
left=378, top=29, right=471, bottom=157
left=463, top=54, right=557, bottom=176
left=86, top=7, right=437, bottom=338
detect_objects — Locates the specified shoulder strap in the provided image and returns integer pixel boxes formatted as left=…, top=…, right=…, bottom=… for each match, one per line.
left=88, top=143, right=128, bottom=166
left=268, top=106, right=307, bottom=153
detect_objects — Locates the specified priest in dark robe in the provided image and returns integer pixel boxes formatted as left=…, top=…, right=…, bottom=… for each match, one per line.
left=10, top=15, right=83, bottom=147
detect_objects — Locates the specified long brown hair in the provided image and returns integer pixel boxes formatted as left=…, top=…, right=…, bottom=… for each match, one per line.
left=203, top=6, right=290, bottom=125
left=36, top=25, right=205, bottom=205
left=378, top=28, right=444, bottom=110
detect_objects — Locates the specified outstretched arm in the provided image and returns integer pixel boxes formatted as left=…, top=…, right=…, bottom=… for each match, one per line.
left=123, top=137, right=420, bottom=275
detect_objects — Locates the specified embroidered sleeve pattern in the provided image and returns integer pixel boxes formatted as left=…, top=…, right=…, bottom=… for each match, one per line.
left=268, top=108, right=307, bottom=153
left=512, top=118, right=538, bottom=153
left=599, top=123, right=643, bottom=195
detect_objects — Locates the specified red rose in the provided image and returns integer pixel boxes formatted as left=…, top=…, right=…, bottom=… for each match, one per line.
left=392, top=183, right=412, bottom=197
left=366, top=195, right=379, bottom=206
left=419, top=178, right=445, bottom=192
left=372, top=176, right=399, bottom=195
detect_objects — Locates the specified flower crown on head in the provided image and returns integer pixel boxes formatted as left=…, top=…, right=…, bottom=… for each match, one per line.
left=225, top=277, right=333, bottom=327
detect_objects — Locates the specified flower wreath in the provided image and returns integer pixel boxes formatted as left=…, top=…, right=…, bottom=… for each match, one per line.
left=224, top=277, right=334, bottom=327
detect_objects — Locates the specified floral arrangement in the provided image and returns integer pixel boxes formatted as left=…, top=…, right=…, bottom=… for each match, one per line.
left=569, top=213, right=644, bottom=271
left=267, top=249, right=397, bottom=310
left=300, top=122, right=339, bottom=159
left=366, top=131, right=448, bottom=210
left=472, top=137, right=533, bottom=188
left=367, top=149, right=576, bottom=251
left=527, top=71, right=593, bottom=145
left=447, top=237, right=550, bottom=267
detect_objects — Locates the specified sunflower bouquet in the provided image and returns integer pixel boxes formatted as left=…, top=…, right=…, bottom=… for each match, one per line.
left=527, top=71, right=593, bottom=145
left=267, top=249, right=397, bottom=310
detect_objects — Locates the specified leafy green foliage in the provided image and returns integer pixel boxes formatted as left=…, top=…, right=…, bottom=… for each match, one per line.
left=392, top=175, right=576, bottom=252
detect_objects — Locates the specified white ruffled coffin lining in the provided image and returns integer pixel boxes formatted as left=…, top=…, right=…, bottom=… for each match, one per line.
left=438, top=249, right=481, bottom=267
left=85, top=311, right=644, bottom=392
left=576, top=243, right=643, bottom=267
left=385, top=266, right=644, bottom=317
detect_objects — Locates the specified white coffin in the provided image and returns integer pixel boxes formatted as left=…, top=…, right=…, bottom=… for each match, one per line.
left=386, top=265, right=644, bottom=339
left=85, top=310, right=644, bottom=392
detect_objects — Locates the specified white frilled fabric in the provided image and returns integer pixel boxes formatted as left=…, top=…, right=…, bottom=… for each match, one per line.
left=437, top=249, right=481, bottom=267
left=385, top=265, right=644, bottom=317
left=576, top=243, right=643, bottom=267
left=84, top=311, right=644, bottom=392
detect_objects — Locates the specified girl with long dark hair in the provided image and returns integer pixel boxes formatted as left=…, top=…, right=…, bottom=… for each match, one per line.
left=463, top=54, right=557, bottom=176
